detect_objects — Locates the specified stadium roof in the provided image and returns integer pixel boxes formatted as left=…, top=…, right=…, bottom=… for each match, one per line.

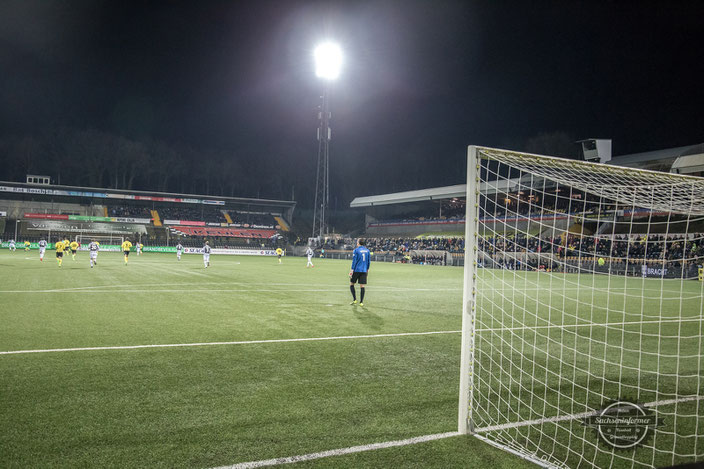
left=350, top=184, right=466, bottom=208
left=349, top=178, right=522, bottom=208
left=609, top=143, right=704, bottom=172
left=0, top=180, right=296, bottom=210
left=351, top=143, right=704, bottom=209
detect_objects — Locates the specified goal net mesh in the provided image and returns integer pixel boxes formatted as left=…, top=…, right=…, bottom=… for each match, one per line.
left=76, top=234, right=124, bottom=246
left=461, top=147, right=704, bottom=468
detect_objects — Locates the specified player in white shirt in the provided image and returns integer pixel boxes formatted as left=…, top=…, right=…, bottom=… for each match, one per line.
left=136, top=242, right=143, bottom=255
left=38, top=239, right=47, bottom=261
left=8, top=239, right=16, bottom=252
left=305, top=246, right=315, bottom=268
left=202, top=241, right=211, bottom=268
left=176, top=243, right=183, bottom=261
left=88, top=240, right=100, bottom=268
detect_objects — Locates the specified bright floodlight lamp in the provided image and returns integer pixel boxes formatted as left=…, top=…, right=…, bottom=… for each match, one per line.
left=314, top=42, right=342, bottom=80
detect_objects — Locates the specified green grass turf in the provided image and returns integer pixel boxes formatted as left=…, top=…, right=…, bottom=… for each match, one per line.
left=0, top=250, right=529, bottom=468
left=0, top=249, right=701, bottom=468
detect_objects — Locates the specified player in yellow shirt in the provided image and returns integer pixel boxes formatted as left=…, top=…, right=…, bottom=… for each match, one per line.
left=24, top=240, right=31, bottom=251
left=121, top=239, right=133, bottom=264
left=276, top=247, right=283, bottom=264
left=62, top=239, right=70, bottom=252
left=55, top=240, right=65, bottom=267
left=69, top=240, right=79, bottom=260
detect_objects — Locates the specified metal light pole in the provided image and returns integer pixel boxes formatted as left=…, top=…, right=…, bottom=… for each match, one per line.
left=312, top=88, right=331, bottom=239
left=311, top=42, right=341, bottom=240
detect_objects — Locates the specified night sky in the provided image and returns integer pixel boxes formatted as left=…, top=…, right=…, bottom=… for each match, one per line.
left=1, top=0, right=703, bottom=207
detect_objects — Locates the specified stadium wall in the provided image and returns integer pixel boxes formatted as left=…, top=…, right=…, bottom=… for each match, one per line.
left=0, top=199, right=104, bottom=219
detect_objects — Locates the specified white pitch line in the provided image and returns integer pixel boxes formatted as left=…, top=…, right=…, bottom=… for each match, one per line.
left=0, top=287, right=462, bottom=294
left=213, top=431, right=460, bottom=469
left=0, top=330, right=461, bottom=355
left=0, top=280, right=459, bottom=293
left=474, top=395, right=704, bottom=433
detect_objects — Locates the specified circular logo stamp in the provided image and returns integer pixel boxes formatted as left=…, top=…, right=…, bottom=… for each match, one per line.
left=583, top=399, right=663, bottom=449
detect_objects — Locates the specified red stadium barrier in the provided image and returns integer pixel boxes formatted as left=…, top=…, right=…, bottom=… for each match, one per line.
left=173, top=226, right=276, bottom=239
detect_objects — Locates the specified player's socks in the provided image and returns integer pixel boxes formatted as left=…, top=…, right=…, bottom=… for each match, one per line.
left=360, top=287, right=365, bottom=303
left=350, top=285, right=356, bottom=301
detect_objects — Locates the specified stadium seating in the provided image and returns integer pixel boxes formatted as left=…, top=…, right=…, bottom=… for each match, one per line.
left=171, top=226, right=276, bottom=239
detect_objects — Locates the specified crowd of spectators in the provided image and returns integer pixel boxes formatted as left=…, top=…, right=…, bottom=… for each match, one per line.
left=371, top=191, right=620, bottom=225
left=228, top=212, right=278, bottom=226
left=479, top=233, right=704, bottom=262
left=365, top=237, right=464, bottom=253
left=411, top=253, right=446, bottom=265
left=157, top=206, right=225, bottom=223
left=308, top=233, right=703, bottom=268
left=108, top=206, right=151, bottom=218
left=101, top=204, right=283, bottom=226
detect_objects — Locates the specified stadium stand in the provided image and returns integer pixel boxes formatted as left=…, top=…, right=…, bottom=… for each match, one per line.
left=0, top=181, right=295, bottom=248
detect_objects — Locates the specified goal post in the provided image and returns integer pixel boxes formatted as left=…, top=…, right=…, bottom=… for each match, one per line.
left=458, top=145, right=480, bottom=435
left=460, top=146, right=704, bottom=468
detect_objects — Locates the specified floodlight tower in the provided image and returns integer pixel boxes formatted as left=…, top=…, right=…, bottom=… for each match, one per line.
left=312, top=42, right=342, bottom=239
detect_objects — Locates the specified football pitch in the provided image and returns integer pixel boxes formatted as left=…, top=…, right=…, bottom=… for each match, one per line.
left=0, top=250, right=701, bottom=468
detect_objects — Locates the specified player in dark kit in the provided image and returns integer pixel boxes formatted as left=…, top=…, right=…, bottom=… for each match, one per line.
left=349, top=238, right=371, bottom=306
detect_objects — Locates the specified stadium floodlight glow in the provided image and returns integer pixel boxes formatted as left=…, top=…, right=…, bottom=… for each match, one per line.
left=314, top=42, right=342, bottom=80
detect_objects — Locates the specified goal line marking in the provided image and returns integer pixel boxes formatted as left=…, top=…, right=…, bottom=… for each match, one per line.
left=474, top=395, right=704, bottom=433
left=0, top=330, right=461, bottom=356
left=212, top=431, right=460, bottom=469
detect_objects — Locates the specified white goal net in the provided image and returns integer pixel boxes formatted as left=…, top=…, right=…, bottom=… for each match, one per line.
left=76, top=234, right=124, bottom=246
left=459, top=146, right=704, bottom=468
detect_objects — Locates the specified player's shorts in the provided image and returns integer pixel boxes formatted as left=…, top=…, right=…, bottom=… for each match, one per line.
left=39, top=248, right=46, bottom=253
left=278, top=254, right=282, bottom=258
left=124, top=251, right=130, bottom=256
left=56, top=252, right=63, bottom=258
left=90, top=251, right=97, bottom=258
left=203, top=254, right=210, bottom=261
left=350, top=271, right=368, bottom=284
left=71, top=249, right=77, bottom=254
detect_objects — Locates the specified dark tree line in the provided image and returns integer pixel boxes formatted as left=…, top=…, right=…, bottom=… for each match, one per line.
left=0, top=127, right=312, bottom=203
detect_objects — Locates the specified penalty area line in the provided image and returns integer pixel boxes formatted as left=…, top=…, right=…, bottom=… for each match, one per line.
left=212, top=431, right=460, bottom=469
left=0, top=330, right=461, bottom=355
